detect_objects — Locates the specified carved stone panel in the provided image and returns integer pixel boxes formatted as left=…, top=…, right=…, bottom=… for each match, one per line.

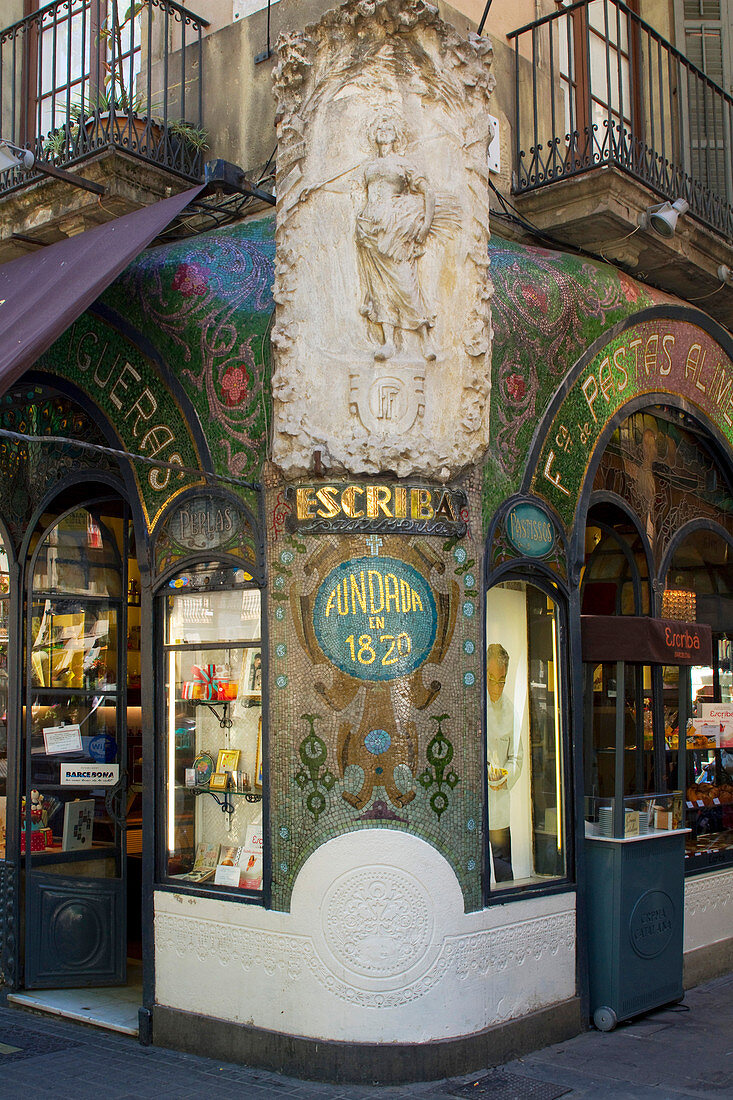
left=272, top=0, right=494, bottom=481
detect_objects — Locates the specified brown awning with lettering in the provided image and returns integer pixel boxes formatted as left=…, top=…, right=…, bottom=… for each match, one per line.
left=581, top=615, right=713, bottom=666
left=0, top=185, right=203, bottom=392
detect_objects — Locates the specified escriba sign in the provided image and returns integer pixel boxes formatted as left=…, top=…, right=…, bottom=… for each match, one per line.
left=287, top=483, right=468, bottom=536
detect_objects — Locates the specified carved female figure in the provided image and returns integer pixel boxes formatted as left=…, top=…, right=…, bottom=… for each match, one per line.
left=356, top=115, right=436, bottom=361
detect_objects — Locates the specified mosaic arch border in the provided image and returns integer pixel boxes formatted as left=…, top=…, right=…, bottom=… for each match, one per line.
left=150, top=485, right=266, bottom=584
left=522, top=306, right=733, bottom=532
left=35, top=302, right=214, bottom=531
left=13, top=370, right=154, bottom=557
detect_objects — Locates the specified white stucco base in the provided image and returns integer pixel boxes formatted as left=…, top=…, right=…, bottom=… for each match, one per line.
left=154, top=830, right=576, bottom=1044
left=683, top=868, right=733, bottom=954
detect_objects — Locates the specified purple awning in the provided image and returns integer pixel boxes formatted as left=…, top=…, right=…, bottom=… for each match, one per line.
left=0, top=184, right=203, bottom=390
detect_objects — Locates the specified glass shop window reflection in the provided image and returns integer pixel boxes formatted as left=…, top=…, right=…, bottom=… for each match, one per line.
left=486, top=580, right=566, bottom=890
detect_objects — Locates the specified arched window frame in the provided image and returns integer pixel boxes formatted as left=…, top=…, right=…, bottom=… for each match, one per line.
left=152, top=487, right=268, bottom=905
left=483, top=552, right=574, bottom=905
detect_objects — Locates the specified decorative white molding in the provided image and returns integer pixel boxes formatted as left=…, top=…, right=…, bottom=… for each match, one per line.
left=271, top=0, right=495, bottom=481
left=684, top=870, right=733, bottom=953
left=155, top=904, right=575, bottom=1010
left=685, top=869, right=733, bottom=919
left=154, top=832, right=576, bottom=1042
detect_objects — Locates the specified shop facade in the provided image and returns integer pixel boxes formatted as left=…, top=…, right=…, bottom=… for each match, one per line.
left=0, top=0, right=732, bottom=1083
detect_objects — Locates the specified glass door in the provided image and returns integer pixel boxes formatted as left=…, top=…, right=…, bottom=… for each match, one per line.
left=23, top=498, right=129, bottom=988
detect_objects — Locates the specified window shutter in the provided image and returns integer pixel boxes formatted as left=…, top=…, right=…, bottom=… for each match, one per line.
left=676, top=0, right=731, bottom=197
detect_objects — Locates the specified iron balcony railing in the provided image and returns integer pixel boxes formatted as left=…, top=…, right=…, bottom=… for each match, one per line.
left=508, top=0, right=733, bottom=241
left=0, top=0, right=208, bottom=195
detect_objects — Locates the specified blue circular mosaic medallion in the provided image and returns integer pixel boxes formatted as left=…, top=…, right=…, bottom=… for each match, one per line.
left=364, top=728, right=391, bottom=755
left=467, top=858, right=476, bottom=871
left=467, top=818, right=476, bottom=832
left=280, top=861, right=288, bottom=873
left=463, top=671, right=476, bottom=687
left=462, top=601, right=475, bottom=618
left=275, top=643, right=287, bottom=658
left=280, top=549, right=294, bottom=565
left=454, top=546, right=467, bottom=564
left=279, top=826, right=289, bottom=839
left=312, top=555, right=437, bottom=682
left=463, top=639, right=475, bottom=655
left=275, top=607, right=285, bottom=621
left=275, top=674, right=288, bottom=688
left=465, top=573, right=475, bottom=588
left=274, top=575, right=285, bottom=589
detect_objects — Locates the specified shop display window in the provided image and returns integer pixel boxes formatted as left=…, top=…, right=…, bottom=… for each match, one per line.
left=24, top=506, right=127, bottom=871
left=162, top=562, right=264, bottom=893
left=485, top=579, right=567, bottom=890
left=662, top=530, right=733, bottom=869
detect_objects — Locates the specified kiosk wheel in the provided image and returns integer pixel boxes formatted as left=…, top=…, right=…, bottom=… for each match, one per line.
left=593, top=1006, right=617, bottom=1032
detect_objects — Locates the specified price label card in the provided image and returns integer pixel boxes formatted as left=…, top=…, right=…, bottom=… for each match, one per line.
left=214, top=864, right=241, bottom=887
left=43, top=724, right=82, bottom=755
left=686, top=801, right=694, bottom=809
left=697, top=800, right=705, bottom=807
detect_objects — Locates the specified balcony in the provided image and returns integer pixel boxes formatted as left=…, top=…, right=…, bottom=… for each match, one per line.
left=508, top=0, right=733, bottom=327
left=0, top=0, right=207, bottom=258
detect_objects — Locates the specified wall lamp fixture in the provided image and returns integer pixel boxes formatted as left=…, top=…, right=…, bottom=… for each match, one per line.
left=638, top=198, right=689, bottom=239
left=718, top=265, right=733, bottom=287
left=0, top=139, right=106, bottom=196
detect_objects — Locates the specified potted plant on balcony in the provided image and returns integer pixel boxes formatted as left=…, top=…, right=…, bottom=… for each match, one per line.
left=166, top=119, right=209, bottom=176
left=78, top=1, right=161, bottom=155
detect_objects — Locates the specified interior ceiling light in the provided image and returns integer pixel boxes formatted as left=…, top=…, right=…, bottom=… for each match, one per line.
left=638, top=198, right=689, bottom=238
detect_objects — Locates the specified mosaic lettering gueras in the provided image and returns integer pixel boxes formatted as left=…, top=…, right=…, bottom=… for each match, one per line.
left=312, top=556, right=437, bottom=682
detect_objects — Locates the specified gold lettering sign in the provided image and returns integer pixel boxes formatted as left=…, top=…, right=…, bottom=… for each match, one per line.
left=286, top=483, right=468, bottom=538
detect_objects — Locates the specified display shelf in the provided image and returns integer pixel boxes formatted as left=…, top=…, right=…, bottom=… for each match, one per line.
left=178, top=782, right=261, bottom=802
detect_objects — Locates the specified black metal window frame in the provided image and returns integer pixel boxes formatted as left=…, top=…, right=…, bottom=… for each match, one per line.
left=153, top=546, right=270, bottom=908
left=482, top=551, right=576, bottom=907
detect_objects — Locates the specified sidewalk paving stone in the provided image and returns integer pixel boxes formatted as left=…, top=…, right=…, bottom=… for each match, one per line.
left=0, top=972, right=731, bottom=1098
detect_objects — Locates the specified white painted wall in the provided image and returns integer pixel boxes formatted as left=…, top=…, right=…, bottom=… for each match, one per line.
left=684, top=868, right=733, bottom=953
left=154, top=829, right=576, bottom=1043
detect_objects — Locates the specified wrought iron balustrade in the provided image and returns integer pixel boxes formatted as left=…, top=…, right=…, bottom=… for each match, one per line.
left=0, top=0, right=208, bottom=195
left=508, top=0, right=733, bottom=241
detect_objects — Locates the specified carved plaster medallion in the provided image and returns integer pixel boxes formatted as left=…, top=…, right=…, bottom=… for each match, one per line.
left=272, top=0, right=495, bottom=480
left=321, top=868, right=433, bottom=980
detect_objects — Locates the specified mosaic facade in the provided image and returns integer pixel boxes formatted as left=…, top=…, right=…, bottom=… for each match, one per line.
left=11, top=214, right=725, bottom=918
left=265, top=467, right=485, bottom=912
left=486, top=236, right=676, bottom=528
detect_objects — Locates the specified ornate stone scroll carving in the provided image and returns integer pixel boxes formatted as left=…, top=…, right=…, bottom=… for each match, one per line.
left=272, top=0, right=494, bottom=480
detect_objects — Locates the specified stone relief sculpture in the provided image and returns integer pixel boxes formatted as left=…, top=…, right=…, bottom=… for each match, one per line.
left=356, top=113, right=437, bottom=362
left=272, top=0, right=495, bottom=480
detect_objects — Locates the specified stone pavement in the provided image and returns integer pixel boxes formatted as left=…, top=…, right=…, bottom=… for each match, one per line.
left=0, top=973, right=731, bottom=1099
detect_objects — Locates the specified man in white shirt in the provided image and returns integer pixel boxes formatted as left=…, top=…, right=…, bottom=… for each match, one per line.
left=487, top=643, right=524, bottom=882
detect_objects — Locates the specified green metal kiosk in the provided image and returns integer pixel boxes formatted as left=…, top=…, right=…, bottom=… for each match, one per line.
left=582, top=616, right=712, bottom=1031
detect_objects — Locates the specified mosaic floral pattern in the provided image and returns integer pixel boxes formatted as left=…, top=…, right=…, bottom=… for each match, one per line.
left=485, top=235, right=675, bottom=528
left=101, top=216, right=276, bottom=498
